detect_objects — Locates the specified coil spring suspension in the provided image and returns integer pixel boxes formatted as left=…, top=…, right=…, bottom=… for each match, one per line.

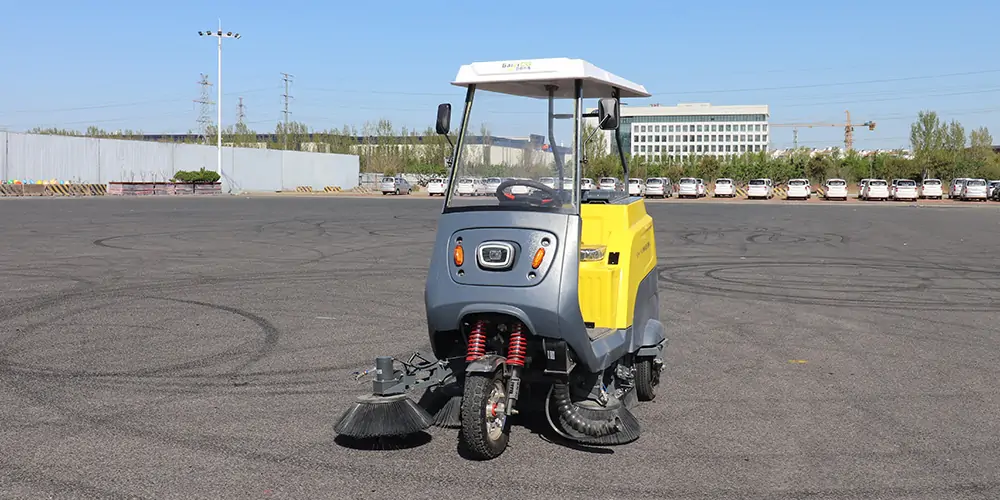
left=506, top=322, right=527, bottom=367
left=465, top=320, right=487, bottom=361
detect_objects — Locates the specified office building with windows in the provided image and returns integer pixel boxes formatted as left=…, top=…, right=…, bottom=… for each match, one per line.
left=590, top=102, right=770, bottom=162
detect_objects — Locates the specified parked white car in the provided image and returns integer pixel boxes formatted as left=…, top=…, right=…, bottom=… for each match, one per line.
left=920, top=178, right=943, bottom=199
left=863, top=179, right=889, bottom=201
left=677, top=177, right=705, bottom=198
left=627, top=178, right=645, bottom=196
left=484, top=177, right=503, bottom=194
left=380, top=176, right=412, bottom=195
left=581, top=178, right=595, bottom=191
left=747, top=178, right=773, bottom=199
left=538, top=177, right=557, bottom=190
left=426, top=177, right=448, bottom=196
left=644, top=177, right=671, bottom=198
left=960, top=178, right=989, bottom=201
left=786, top=178, right=811, bottom=200
left=891, top=179, right=918, bottom=201
left=598, top=177, right=622, bottom=191
left=713, top=178, right=735, bottom=197
left=987, top=180, right=1000, bottom=199
left=456, top=177, right=485, bottom=196
left=949, top=178, right=968, bottom=199
left=823, top=178, right=848, bottom=200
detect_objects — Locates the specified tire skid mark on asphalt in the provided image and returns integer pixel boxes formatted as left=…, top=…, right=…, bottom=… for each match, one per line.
left=656, top=257, right=1000, bottom=312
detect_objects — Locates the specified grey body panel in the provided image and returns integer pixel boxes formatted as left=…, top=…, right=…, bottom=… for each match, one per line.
left=424, top=208, right=663, bottom=373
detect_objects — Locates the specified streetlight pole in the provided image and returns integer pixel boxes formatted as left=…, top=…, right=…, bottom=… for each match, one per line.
left=198, top=22, right=240, bottom=178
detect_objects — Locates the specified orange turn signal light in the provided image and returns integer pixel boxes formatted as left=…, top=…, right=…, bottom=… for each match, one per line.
left=531, top=247, right=545, bottom=269
left=453, top=244, right=464, bottom=266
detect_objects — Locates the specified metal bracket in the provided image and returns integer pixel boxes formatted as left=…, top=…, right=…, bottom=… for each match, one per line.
left=353, top=353, right=457, bottom=396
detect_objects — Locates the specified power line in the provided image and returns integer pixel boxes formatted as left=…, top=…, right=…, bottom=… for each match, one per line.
left=0, top=86, right=280, bottom=116
left=281, top=72, right=293, bottom=149
left=647, top=69, right=1000, bottom=96
left=193, top=73, right=214, bottom=145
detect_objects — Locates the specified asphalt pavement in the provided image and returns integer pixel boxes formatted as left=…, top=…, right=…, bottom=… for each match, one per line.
left=1, top=195, right=998, bottom=499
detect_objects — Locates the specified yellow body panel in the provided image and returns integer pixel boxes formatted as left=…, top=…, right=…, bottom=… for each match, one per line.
left=577, top=198, right=657, bottom=330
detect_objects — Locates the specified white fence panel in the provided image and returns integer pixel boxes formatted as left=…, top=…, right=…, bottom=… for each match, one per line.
left=0, top=132, right=361, bottom=192
left=280, top=150, right=359, bottom=190
left=96, top=138, right=174, bottom=183
left=0, top=132, right=6, bottom=181
left=228, top=148, right=282, bottom=192
left=5, top=132, right=100, bottom=182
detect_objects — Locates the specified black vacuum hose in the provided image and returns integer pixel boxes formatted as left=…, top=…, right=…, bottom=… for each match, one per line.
left=551, top=382, right=621, bottom=437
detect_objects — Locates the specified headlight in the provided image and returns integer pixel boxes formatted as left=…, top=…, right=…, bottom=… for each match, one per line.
left=580, top=245, right=606, bottom=262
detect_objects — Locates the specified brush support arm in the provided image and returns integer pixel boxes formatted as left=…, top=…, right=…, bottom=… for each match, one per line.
left=366, top=353, right=456, bottom=396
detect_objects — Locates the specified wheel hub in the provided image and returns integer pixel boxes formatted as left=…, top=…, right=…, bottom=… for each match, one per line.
left=485, top=381, right=507, bottom=441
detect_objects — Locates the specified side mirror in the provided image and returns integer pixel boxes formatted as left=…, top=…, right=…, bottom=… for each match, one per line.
left=436, top=103, right=451, bottom=135
left=597, top=98, right=619, bottom=130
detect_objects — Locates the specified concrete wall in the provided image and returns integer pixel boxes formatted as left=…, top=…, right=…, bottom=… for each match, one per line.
left=0, top=132, right=359, bottom=192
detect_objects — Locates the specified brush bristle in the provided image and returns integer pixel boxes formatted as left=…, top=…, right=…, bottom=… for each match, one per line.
left=417, top=383, right=463, bottom=429
left=431, top=395, right=462, bottom=428
left=334, top=394, right=432, bottom=439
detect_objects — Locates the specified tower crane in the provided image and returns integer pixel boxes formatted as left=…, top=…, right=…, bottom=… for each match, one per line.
left=772, top=110, right=875, bottom=150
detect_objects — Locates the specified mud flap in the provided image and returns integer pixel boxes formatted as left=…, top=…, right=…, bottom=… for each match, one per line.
left=465, top=354, right=507, bottom=375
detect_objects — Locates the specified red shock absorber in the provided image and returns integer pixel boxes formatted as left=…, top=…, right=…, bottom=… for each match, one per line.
left=506, top=322, right=527, bottom=367
left=465, top=320, right=487, bottom=361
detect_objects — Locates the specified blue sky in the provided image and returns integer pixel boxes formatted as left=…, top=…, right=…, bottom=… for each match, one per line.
left=1, top=0, right=997, bottom=150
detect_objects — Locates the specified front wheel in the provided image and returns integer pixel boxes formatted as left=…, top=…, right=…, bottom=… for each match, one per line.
left=459, top=370, right=510, bottom=460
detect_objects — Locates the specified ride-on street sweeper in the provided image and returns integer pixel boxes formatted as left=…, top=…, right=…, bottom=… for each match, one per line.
left=333, top=58, right=667, bottom=460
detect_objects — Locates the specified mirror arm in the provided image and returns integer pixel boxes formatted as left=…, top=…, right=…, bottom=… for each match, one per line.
left=612, top=89, right=629, bottom=187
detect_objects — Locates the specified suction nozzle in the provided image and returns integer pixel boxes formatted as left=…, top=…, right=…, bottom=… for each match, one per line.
left=333, top=393, right=433, bottom=439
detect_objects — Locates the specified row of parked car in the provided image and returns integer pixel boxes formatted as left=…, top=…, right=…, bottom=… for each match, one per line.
left=399, top=174, right=1000, bottom=202
left=858, top=178, right=1000, bottom=201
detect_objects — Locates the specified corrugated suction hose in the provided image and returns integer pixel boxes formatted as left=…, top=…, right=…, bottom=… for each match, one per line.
left=551, top=382, right=621, bottom=437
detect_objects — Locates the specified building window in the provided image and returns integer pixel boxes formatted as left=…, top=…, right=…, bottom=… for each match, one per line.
left=711, top=134, right=716, bottom=141
left=740, top=144, right=746, bottom=152
left=763, top=134, right=768, bottom=142
left=669, top=125, right=674, bottom=132
left=755, top=134, right=760, bottom=142
left=726, top=124, right=732, bottom=132
left=754, top=124, right=761, bottom=132
left=711, top=124, right=717, bottom=132
left=655, top=145, right=660, bottom=153
left=696, top=125, right=702, bottom=132
left=763, top=124, right=768, bottom=132
left=725, top=145, right=730, bottom=152
left=711, top=145, right=717, bottom=152
left=725, top=134, right=730, bottom=141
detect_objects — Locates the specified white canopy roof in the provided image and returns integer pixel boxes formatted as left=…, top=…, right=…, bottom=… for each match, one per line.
left=451, top=58, right=650, bottom=99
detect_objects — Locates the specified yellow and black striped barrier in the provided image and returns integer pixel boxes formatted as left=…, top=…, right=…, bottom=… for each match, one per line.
left=773, top=186, right=788, bottom=198
left=323, top=186, right=342, bottom=192
left=735, top=186, right=748, bottom=197
left=814, top=186, right=827, bottom=198
left=295, top=186, right=314, bottom=193
left=1, top=183, right=107, bottom=196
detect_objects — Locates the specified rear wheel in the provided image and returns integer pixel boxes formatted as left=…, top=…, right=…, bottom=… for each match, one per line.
left=635, top=358, right=660, bottom=401
left=459, top=370, right=510, bottom=460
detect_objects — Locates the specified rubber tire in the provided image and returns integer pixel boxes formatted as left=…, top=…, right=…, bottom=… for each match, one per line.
left=635, top=358, right=659, bottom=401
left=459, top=370, right=510, bottom=460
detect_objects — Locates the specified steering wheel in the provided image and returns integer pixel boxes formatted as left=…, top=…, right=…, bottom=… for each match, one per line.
left=495, top=179, right=559, bottom=207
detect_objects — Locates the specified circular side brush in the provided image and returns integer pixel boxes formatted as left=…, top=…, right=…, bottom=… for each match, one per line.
left=333, top=394, right=433, bottom=439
